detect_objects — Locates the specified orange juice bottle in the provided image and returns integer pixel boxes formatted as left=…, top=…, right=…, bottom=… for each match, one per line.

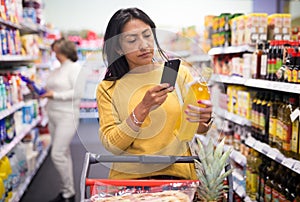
left=175, top=77, right=211, bottom=141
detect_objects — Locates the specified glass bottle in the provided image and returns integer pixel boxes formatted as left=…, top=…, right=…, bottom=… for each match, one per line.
left=269, top=93, right=279, bottom=147
left=253, top=42, right=263, bottom=79
left=264, top=160, right=276, bottom=202
left=249, top=150, right=262, bottom=200
left=282, top=96, right=293, bottom=156
left=260, top=42, right=269, bottom=79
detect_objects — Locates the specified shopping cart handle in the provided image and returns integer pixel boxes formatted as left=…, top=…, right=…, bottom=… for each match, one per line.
left=89, top=154, right=199, bottom=164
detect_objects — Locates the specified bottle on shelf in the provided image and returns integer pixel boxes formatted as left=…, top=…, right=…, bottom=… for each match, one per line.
left=271, top=164, right=286, bottom=202
left=267, top=40, right=276, bottom=81
left=251, top=91, right=259, bottom=139
left=260, top=42, right=268, bottom=79
left=246, top=148, right=254, bottom=197
left=269, top=93, right=280, bottom=148
left=288, top=96, right=299, bottom=159
left=252, top=42, right=263, bottom=79
left=275, top=94, right=285, bottom=151
left=260, top=92, right=270, bottom=144
left=257, top=155, right=269, bottom=202
left=264, top=160, right=277, bottom=202
left=256, top=91, right=264, bottom=141
left=249, top=150, right=262, bottom=201
left=281, top=95, right=293, bottom=156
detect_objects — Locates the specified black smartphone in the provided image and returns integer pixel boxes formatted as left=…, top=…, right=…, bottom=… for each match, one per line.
left=160, top=59, right=181, bottom=87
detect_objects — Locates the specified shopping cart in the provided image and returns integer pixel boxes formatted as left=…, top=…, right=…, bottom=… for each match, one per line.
left=80, top=153, right=233, bottom=202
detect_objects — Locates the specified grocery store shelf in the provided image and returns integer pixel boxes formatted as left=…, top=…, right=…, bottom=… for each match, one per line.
left=0, top=18, right=21, bottom=29
left=10, top=145, right=51, bottom=202
left=244, top=79, right=300, bottom=94
left=210, top=74, right=300, bottom=94
left=185, top=54, right=211, bottom=63
left=224, top=145, right=247, bottom=167
left=0, top=102, right=25, bottom=120
left=210, top=74, right=246, bottom=85
left=208, top=45, right=255, bottom=55
left=80, top=112, right=98, bottom=119
left=0, top=116, right=41, bottom=159
left=36, top=63, right=51, bottom=69
left=0, top=55, right=37, bottom=62
left=214, top=107, right=252, bottom=126
left=245, top=137, right=300, bottom=175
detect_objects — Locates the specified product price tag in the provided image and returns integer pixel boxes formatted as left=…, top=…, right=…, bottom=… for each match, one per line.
left=290, top=108, right=300, bottom=122
left=293, top=162, right=300, bottom=174
left=255, top=141, right=264, bottom=153
left=282, top=158, right=295, bottom=169
left=236, top=186, right=245, bottom=198
left=245, top=137, right=256, bottom=147
left=262, top=144, right=270, bottom=154
left=275, top=153, right=284, bottom=163
left=267, top=148, right=280, bottom=160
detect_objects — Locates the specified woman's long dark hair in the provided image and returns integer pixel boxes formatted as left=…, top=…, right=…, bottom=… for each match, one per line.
left=103, top=8, right=168, bottom=81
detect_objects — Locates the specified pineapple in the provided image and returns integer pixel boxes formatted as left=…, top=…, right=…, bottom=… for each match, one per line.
left=193, top=137, right=233, bottom=202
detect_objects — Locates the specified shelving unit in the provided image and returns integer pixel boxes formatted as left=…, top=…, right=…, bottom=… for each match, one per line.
left=245, top=137, right=300, bottom=175
left=214, top=107, right=251, bottom=127
left=0, top=116, right=41, bottom=159
left=9, top=144, right=51, bottom=202
left=208, top=45, right=255, bottom=55
left=0, top=102, right=25, bottom=120
left=1, top=12, right=52, bottom=202
left=210, top=74, right=300, bottom=94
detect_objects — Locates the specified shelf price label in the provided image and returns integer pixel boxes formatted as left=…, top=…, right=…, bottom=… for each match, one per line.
left=292, top=161, right=300, bottom=175
left=267, top=147, right=280, bottom=160
left=245, top=137, right=256, bottom=147
left=282, top=158, right=295, bottom=170
left=254, top=141, right=265, bottom=153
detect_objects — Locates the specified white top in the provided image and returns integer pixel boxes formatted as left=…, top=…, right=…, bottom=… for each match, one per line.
left=46, top=59, right=83, bottom=114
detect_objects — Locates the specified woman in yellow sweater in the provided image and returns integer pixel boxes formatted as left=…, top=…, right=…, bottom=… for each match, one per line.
left=96, top=7, right=213, bottom=180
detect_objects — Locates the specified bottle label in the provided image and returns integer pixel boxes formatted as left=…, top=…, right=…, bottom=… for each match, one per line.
left=269, top=118, right=277, bottom=139
left=272, top=189, right=280, bottom=202
left=277, top=120, right=283, bottom=140
left=261, top=55, right=267, bottom=76
left=291, top=121, right=299, bottom=153
left=246, top=169, right=252, bottom=191
left=260, top=178, right=265, bottom=202
left=260, top=112, right=266, bottom=133
left=250, top=173, right=258, bottom=193
left=292, top=70, right=298, bottom=83
left=278, top=193, right=287, bottom=202
left=287, top=69, right=293, bottom=83
left=264, top=185, right=272, bottom=202
left=298, top=71, right=300, bottom=83
left=282, top=123, right=292, bottom=151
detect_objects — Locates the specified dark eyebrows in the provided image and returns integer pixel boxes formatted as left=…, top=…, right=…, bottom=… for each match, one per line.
left=123, top=28, right=151, bottom=38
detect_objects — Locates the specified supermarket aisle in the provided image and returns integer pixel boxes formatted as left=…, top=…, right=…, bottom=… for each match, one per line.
left=20, top=120, right=110, bottom=202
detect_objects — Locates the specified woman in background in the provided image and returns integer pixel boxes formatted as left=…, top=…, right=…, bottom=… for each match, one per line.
left=96, top=8, right=213, bottom=180
left=41, top=38, right=82, bottom=202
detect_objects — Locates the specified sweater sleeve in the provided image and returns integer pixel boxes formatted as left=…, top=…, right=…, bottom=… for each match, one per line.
left=53, top=63, right=83, bottom=101
left=96, top=82, right=140, bottom=155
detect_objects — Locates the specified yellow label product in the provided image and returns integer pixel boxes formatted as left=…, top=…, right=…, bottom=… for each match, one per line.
left=175, top=79, right=210, bottom=141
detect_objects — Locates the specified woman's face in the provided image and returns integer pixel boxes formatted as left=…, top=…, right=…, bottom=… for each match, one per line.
left=119, top=19, right=155, bottom=69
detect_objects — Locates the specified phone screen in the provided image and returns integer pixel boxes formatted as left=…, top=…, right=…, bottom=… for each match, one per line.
left=160, top=59, right=181, bottom=87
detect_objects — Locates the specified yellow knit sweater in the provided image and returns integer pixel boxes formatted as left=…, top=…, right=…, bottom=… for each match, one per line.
left=96, top=64, right=197, bottom=180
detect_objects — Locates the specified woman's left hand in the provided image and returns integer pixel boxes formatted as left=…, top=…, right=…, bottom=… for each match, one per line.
left=40, top=91, right=54, bottom=99
left=184, top=99, right=213, bottom=124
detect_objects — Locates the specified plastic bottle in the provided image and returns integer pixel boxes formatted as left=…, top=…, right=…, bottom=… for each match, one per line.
left=175, top=77, right=210, bottom=141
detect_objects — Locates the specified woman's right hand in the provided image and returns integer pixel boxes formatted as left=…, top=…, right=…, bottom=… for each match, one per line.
left=140, top=83, right=174, bottom=111
left=132, top=83, right=174, bottom=124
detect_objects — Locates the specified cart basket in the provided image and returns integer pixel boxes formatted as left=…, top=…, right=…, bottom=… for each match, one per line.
left=80, top=152, right=233, bottom=202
